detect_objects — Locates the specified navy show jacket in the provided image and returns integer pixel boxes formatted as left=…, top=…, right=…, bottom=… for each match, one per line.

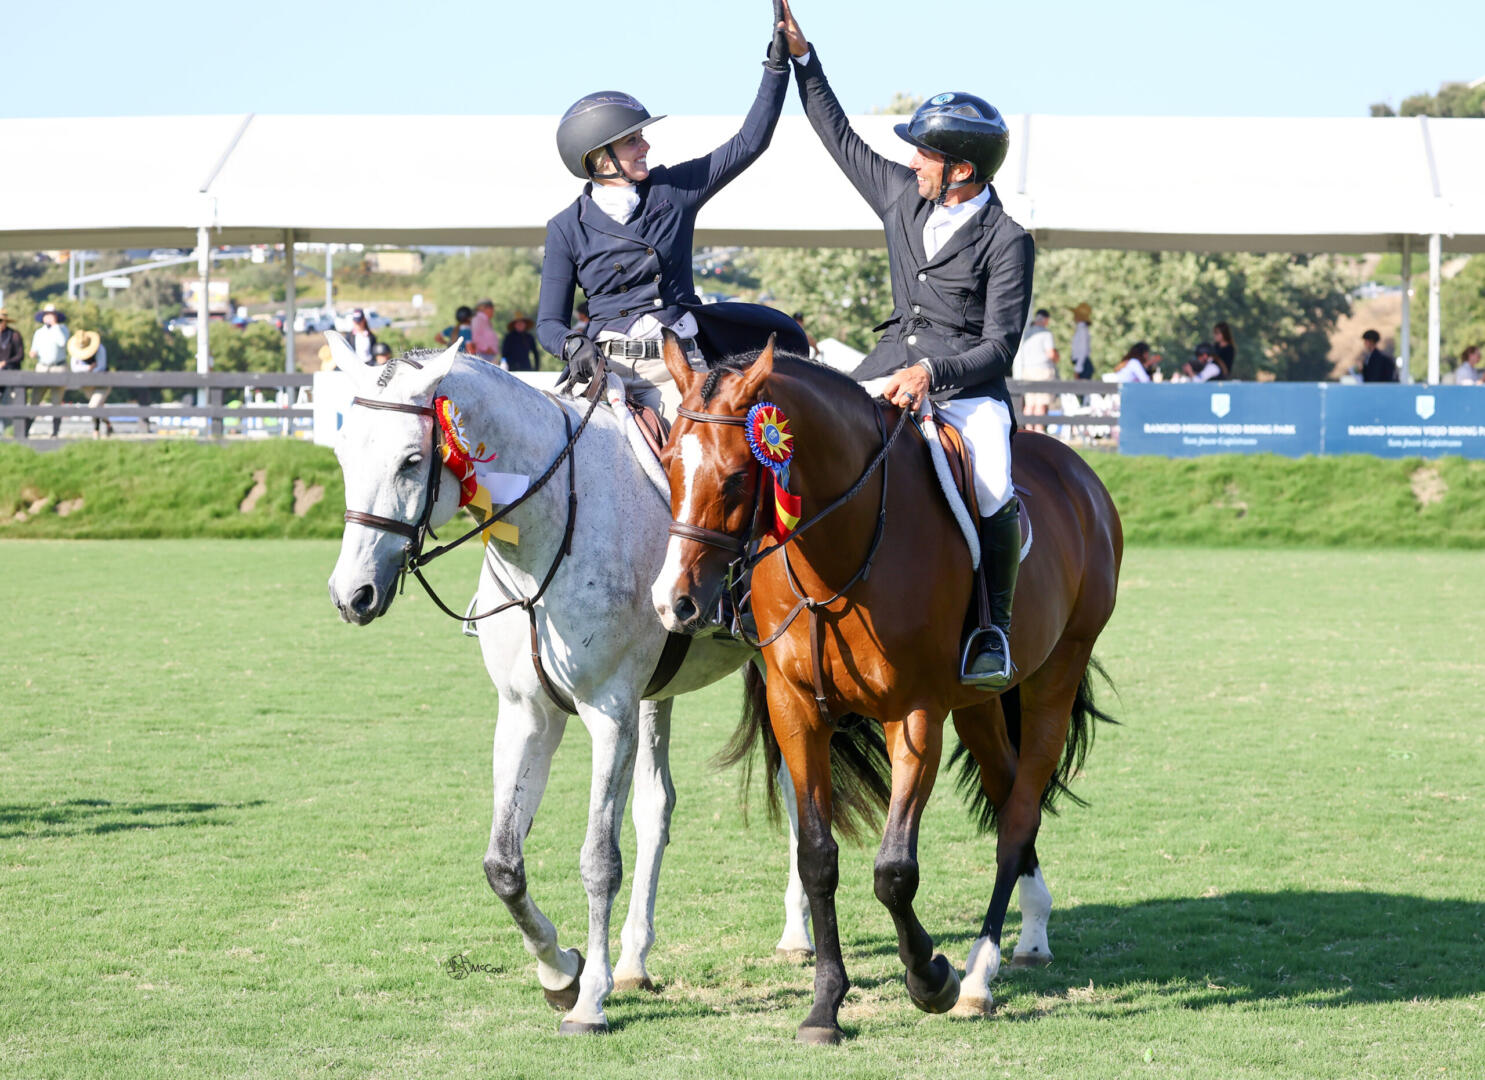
left=796, top=48, right=1035, bottom=413
left=537, top=65, right=805, bottom=363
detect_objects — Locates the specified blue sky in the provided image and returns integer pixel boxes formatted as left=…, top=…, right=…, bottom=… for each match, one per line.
left=9, top=0, right=1481, bottom=119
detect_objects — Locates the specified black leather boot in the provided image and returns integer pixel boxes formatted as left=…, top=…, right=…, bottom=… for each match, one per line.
left=961, top=497, right=1020, bottom=689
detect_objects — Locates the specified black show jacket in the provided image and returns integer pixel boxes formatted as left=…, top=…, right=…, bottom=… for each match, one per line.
left=796, top=48, right=1034, bottom=412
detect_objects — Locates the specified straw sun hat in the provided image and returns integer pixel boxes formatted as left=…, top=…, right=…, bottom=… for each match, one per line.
left=67, top=330, right=102, bottom=362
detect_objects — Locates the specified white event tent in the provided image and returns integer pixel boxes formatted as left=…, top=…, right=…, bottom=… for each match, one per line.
left=1, top=112, right=1480, bottom=381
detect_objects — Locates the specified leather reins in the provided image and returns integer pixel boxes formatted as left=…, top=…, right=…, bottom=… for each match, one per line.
left=343, top=371, right=608, bottom=715
left=668, top=398, right=912, bottom=722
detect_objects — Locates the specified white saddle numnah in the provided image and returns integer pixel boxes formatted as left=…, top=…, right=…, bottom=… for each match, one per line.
left=920, top=409, right=1032, bottom=567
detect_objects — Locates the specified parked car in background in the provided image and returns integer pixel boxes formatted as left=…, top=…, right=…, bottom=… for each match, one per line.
left=292, top=308, right=336, bottom=334
left=332, top=309, right=391, bottom=332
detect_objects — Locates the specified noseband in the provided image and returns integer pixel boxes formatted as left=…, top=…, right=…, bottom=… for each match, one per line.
left=340, top=371, right=608, bottom=715
left=667, top=399, right=911, bottom=656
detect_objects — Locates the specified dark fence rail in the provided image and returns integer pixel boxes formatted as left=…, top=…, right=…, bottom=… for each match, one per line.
left=0, top=372, right=1125, bottom=440
left=0, top=371, right=315, bottom=439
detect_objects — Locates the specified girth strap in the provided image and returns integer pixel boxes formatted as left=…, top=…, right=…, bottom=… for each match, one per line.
left=643, top=632, right=693, bottom=699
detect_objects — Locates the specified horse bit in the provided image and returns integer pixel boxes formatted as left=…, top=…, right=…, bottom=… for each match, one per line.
left=668, top=398, right=912, bottom=721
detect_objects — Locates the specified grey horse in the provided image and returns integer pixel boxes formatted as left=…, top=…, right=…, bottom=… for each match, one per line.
left=325, top=336, right=814, bottom=1033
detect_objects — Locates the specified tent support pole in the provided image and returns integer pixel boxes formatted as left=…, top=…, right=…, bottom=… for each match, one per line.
left=1427, top=233, right=1441, bottom=385
left=196, top=227, right=213, bottom=431
left=284, top=233, right=297, bottom=375
left=1399, top=236, right=1412, bottom=383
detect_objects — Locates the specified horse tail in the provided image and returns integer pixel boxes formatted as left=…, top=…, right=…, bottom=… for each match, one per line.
left=715, top=666, right=891, bottom=844
left=1044, top=656, right=1119, bottom=814
left=948, top=657, right=1119, bottom=832
left=826, top=714, right=891, bottom=845
left=714, top=661, right=783, bottom=827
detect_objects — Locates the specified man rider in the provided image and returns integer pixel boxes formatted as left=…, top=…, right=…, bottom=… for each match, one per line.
left=780, top=0, right=1032, bottom=689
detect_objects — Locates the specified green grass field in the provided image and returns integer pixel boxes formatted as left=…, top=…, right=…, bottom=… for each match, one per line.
left=2, top=541, right=1483, bottom=1079
left=7, top=441, right=1485, bottom=548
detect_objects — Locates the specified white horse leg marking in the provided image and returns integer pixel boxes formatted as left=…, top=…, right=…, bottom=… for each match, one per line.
left=564, top=700, right=640, bottom=1030
left=482, top=699, right=581, bottom=993
left=1011, top=867, right=1054, bottom=965
left=953, top=935, right=1002, bottom=1016
left=774, top=758, right=814, bottom=956
left=652, top=433, right=703, bottom=623
left=614, top=699, right=675, bottom=991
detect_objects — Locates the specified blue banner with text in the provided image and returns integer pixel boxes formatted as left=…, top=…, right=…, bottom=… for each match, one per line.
left=1322, top=386, right=1485, bottom=458
left=1119, top=384, right=1485, bottom=458
left=1119, top=383, right=1324, bottom=458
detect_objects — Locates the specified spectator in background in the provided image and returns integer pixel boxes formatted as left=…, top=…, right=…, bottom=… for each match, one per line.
left=28, top=304, right=70, bottom=437
left=1182, top=342, right=1223, bottom=382
left=1211, top=321, right=1236, bottom=380
left=345, top=309, right=378, bottom=364
left=792, top=311, right=821, bottom=359
left=470, top=299, right=500, bottom=364
left=0, top=309, right=25, bottom=438
left=572, top=301, right=591, bottom=336
left=501, top=313, right=541, bottom=372
left=434, top=305, right=475, bottom=350
left=1115, top=341, right=1156, bottom=382
left=68, top=329, right=113, bottom=439
left=370, top=342, right=393, bottom=366
left=1360, top=329, right=1396, bottom=383
left=1014, top=308, right=1059, bottom=428
left=1069, top=302, right=1093, bottom=379
left=1453, top=345, right=1480, bottom=385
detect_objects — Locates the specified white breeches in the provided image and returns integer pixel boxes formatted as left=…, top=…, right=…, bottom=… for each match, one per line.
left=935, top=395, right=1014, bottom=517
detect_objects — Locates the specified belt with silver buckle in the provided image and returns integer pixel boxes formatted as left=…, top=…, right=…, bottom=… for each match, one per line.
left=600, top=337, right=697, bottom=361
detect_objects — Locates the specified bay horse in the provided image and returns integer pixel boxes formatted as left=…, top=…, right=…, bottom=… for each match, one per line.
left=324, top=336, right=889, bottom=1034
left=653, top=332, right=1123, bottom=1043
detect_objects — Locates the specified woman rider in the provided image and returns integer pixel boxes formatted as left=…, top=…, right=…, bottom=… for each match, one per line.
left=537, top=2, right=809, bottom=417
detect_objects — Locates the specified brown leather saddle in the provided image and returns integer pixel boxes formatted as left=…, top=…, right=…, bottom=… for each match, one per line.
left=628, top=402, right=669, bottom=463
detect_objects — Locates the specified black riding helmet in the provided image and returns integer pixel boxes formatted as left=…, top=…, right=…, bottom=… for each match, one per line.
left=556, top=91, right=667, bottom=182
left=895, top=92, right=1010, bottom=203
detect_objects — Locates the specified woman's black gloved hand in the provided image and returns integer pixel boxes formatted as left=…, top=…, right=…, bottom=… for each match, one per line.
left=562, top=333, right=600, bottom=382
left=765, top=0, right=790, bottom=69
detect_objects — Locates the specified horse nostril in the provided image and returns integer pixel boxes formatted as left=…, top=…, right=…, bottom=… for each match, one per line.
left=350, top=584, right=377, bottom=615
left=672, top=595, right=698, bottom=625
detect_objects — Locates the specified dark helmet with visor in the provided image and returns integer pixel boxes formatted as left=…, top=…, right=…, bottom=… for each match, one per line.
left=556, top=91, right=666, bottom=181
left=895, top=92, right=1010, bottom=202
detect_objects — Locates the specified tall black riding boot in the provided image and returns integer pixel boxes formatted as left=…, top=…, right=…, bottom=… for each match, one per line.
left=961, top=497, right=1020, bottom=689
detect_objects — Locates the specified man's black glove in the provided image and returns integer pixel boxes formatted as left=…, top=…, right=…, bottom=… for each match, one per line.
left=561, top=332, right=600, bottom=383
left=765, top=0, right=789, bottom=69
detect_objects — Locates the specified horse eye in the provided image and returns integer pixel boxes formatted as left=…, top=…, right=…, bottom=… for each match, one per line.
left=722, top=470, right=750, bottom=497
left=403, top=453, right=424, bottom=471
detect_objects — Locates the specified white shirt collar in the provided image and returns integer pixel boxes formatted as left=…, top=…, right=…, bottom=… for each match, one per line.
left=590, top=182, right=641, bottom=225
left=923, top=186, right=990, bottom=259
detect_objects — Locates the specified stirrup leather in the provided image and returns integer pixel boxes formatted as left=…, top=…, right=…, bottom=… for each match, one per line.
left=960, top=624, right=1013, bottom=688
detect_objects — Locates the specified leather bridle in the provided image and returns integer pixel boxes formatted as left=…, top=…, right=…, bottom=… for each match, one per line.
left=341, top=378, right=606, bottom=714
left=667, top=398, right=912, bottom=722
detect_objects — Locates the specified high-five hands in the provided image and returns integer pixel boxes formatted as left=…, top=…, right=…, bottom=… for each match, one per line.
left=776, top=0, right=808, bottom=58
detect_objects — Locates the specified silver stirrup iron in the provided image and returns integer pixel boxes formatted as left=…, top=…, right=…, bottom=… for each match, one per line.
left=960, top=624, right=1013, bottom=687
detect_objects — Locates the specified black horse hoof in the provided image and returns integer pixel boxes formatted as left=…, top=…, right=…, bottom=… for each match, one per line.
left=558, top=1018, right=610, bottom=1036
left=906, top=953, right=961, bottom=1014
left=541, top=951, right=585, bottom=1013
left=796, top=1023, right=844, bottom=1045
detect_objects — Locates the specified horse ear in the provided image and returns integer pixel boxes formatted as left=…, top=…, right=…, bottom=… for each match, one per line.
left=400, top=338, right=463, bottom=400
left=738, top=333, right=776, bottom=398
left=661, top=329, right=698, bottom=398
left=325, top=332, right=364, bottom=381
